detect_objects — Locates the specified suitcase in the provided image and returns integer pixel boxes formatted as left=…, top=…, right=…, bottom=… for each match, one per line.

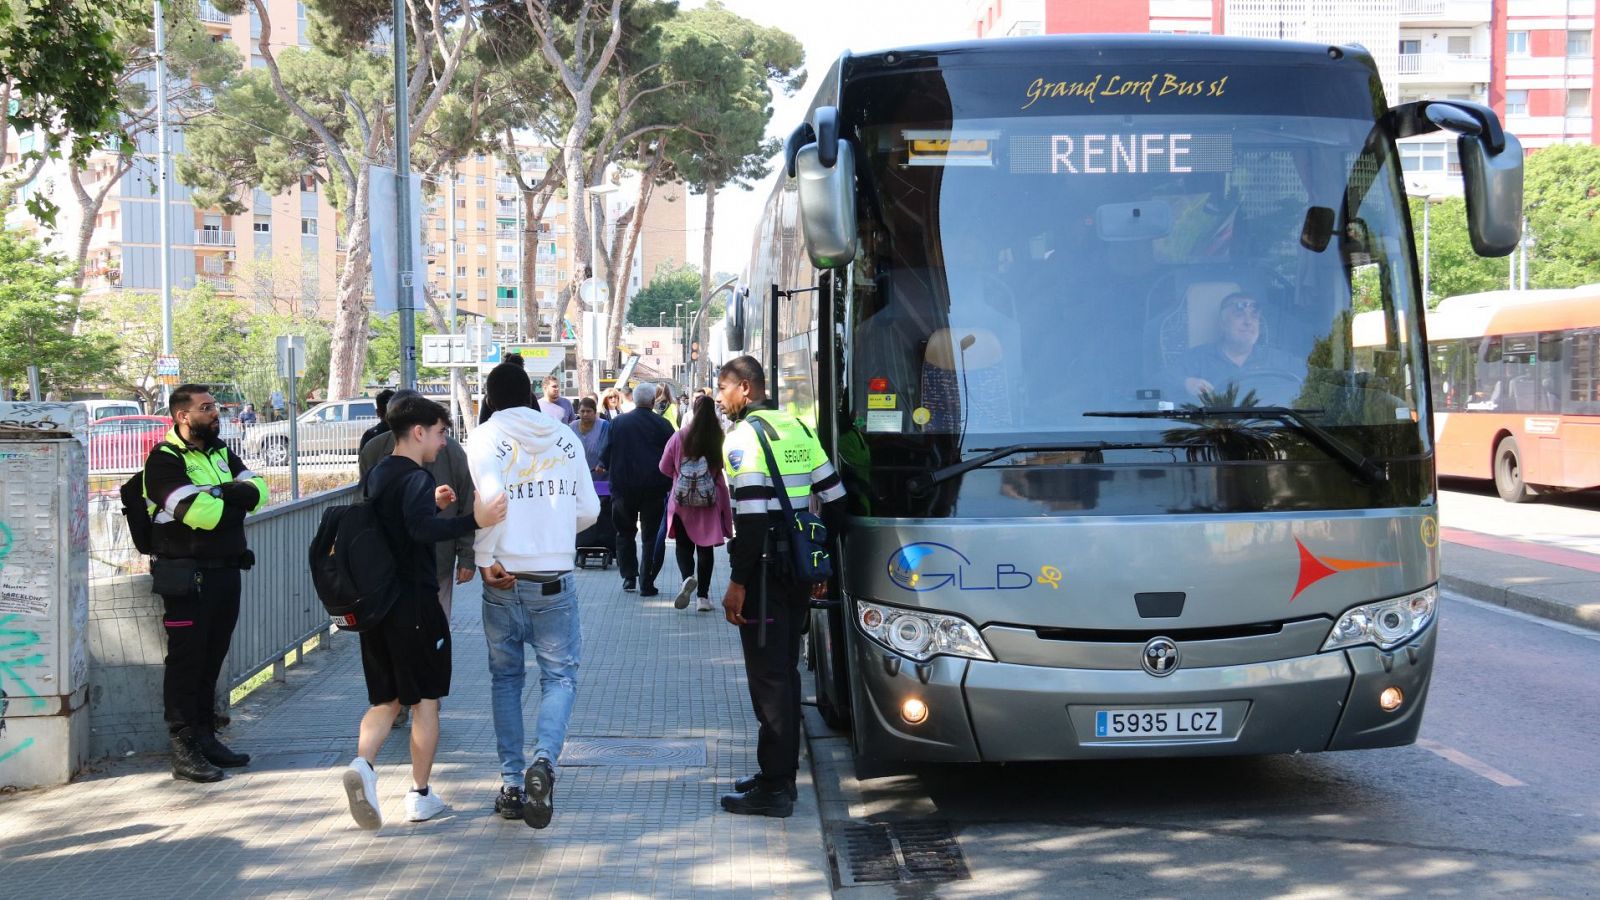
left=576, top=486, right=615, bottom=569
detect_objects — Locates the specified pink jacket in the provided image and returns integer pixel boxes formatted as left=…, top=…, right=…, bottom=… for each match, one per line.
left=659, top=429, right=734, bottom=547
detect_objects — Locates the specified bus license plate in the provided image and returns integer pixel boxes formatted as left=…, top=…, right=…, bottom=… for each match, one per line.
left=1094, top=708, right=1223, bottom=738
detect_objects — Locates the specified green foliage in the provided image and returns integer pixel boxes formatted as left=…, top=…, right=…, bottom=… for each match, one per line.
left=0, top=228, right=115, bottom=395
left=627, top=264, right=703, bottom=326
left=101, top=282, right=253, bottom=405
left=1411, top=144, right=1600, bottom=305
left=0, top=0, right=152, bottom=222
left=365, top=313, right=446, bottom=385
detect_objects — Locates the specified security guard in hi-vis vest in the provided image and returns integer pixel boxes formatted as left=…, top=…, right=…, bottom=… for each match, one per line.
left=715, top=356, right=846, bottom=817
left=141, top=384, right=268, bottom=783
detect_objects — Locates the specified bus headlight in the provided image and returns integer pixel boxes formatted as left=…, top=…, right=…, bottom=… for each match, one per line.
left=856, top=600, right=994, bottom=662
left=1322, top=586, right=1437, bottom=652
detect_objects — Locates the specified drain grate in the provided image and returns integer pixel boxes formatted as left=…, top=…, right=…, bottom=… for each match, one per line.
left=831, top=821, right=969, bottom=887
left=557, top=738, right=707, bottom=767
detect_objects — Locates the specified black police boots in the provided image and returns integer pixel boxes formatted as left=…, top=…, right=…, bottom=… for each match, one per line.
left=196, top=729, right=251, bottom=768
left=733, top=774, right=798, bottom=800
left=720, top=781, right=795, bottom=818
left=170, top=728, right=225, bottom=783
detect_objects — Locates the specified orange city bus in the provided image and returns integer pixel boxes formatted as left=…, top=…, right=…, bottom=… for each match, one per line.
left=1360, top=285, right=1600, bottom=502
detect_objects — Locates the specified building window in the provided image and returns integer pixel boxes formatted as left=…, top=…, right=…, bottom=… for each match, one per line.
left=476, top=220, right=487, bottom=231
left=1570, top=30, right=1592, bottom=58
left=455, top=242, right=466, bottom=254
left=456, top=197, right=467, bottom=209
left=253, top=219, right=270, bottom=233
left=1399, top=142, right=1459, bottom=173
left=300, top=174, right=317, bottom=193
left=455, top=265, right=467, bottom=277
left=301, top=217, right=318, bottom=235
left=476, top=267, right=488, bottom=278
left=1505, top=89, right=1528, bottom=117
left=477, top=244, right=488, bottom=256
left=499, top=268, right=517, bottom=284
left=1446, top=35, right=1471, bottom=56
left=476, top=197, right=487, bottom=209
left=1506, top=31, right=1529, bottom=57
left=476, top=175, right=486, bottom=186
left=1569, top=89, right=1591, bottom=117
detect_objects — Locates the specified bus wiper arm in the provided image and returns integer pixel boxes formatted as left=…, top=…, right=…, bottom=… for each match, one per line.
left=1081, top=407, right=1388, bottom=485
left=912, top=441, right=1174, bottom=491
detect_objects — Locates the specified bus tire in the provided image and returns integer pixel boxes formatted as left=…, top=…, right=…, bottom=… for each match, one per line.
left=810, top=607, right=852, bottom=732
left=1493, top=436, right=1536, bottom=503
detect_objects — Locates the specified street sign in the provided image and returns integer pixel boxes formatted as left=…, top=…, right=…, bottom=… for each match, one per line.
left=275, top=335, right=307, bottom=377
left=424, top=334, right=501, bottom=367
left=156, top=354, right=181, bottom=386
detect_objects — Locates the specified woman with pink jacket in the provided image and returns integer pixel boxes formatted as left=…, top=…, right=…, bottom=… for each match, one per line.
left=658, top=395, right=734, bottom=612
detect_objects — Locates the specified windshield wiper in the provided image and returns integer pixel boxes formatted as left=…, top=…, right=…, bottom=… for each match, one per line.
left=911, top=441, right=1176, bottom=492
left=1081, top=407, right=1388, bottom=485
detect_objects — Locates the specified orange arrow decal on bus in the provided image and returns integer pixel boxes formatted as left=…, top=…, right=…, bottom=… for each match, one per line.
left=1291, top=538, right=1397, bottom=601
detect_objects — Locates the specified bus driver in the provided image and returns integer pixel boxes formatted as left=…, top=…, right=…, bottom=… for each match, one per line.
left=1173, top=291, right=1302, bottom=404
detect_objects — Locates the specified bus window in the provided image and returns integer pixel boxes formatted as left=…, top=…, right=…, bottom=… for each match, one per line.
left=1536, top=332, right=1564, bottom=413
left=1429, top=341, right=1465, bottom=411
left=1470, top=336, right=1504, bottom=409
left=1570, top=330, right=1600, bottom=414
left=1501, top=333, right=1539, bottom=412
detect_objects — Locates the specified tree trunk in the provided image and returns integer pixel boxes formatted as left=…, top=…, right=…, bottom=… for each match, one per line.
left=605, top=148, right=663, bottom=375
left=327, top=164, right=373, bottom=399
left=520, top=188, right=538, bottom=340
left=556, top=110, right=593, bottom=392
left=696, top=181, right=717, bottom=388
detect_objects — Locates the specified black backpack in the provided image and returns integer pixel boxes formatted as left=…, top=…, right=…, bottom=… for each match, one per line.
left=309, top=482, right=398, bottom=633
left=121, top=444, right=183, bottom=555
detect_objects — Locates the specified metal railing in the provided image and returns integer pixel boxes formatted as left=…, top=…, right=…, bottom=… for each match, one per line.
left=1397, top=52, right=1489, bottom=76
left=222, top=484, right=356, bottom=690
left=197, top=0, right=232, bottom=23
left=1398, top=0, right=1445, bottom=13
left=194, top=229, right=237, bottom=246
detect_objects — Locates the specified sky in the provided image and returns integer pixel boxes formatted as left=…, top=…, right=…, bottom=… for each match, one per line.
left=677, top=0, right=975, bottom=277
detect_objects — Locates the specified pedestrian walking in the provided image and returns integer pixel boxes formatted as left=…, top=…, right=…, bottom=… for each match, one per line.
left=659, top=395, right=733, bottom=612
left=341, top=395, right=507, bottom=831
left=140, top=384, right=268, bottom=783
left=359, top=389, right=395, bottom=450
left=655, top=382, right=680, bottom=427
left=479, top=356, right=536, bottom=425
left=715, top=356, right=846, bottom=817
left=540, top=374, right=576, bottom=425
left=269, top=390, right=284, bottom=421
left=358, top=390, right=476, bottom=620
left=465, top=364, right=599, bottom=828
left=237, top=404, right=257, bottom=425
left=600, top=383, right=675, bottom=597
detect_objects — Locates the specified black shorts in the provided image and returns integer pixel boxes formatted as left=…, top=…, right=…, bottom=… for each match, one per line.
left=358, top=589, right=451, bottom=706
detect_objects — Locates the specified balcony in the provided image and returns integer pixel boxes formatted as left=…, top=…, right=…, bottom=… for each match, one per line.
left=1396, top=53, right=1490, bottom=84
left=194, top=229, right=236, bottom=247
left=1398, top=0, right=1491, bottom=26
left=197, top=276, right=234, bottom=292
left=497, top=229, right=518, bottom=240
left=197, top=1, right=232, bottom=25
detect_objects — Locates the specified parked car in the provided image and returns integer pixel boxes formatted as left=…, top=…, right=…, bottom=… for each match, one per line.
left=241, top=397, right=379, bottom=466
left=86, top=415, right=172, bottom=472
left=74, top=399, right=143, bottom=422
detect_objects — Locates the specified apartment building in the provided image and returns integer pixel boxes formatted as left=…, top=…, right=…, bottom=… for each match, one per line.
left=969, top=0, right=1597, bottom=196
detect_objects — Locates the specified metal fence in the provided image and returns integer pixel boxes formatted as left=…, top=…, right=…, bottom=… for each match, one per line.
left=222, top=483, right=357, bottom=690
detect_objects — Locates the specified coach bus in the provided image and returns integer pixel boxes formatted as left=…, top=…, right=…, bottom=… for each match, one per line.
left=1358, top=285, right=1600, bottom=503
left=729, top=35, right=1523, bottom=762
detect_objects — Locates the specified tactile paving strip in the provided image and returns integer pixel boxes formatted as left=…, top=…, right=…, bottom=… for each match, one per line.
left=557, top=737, right=708, bottom=767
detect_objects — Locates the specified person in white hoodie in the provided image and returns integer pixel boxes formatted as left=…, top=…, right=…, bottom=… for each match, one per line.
left=465, top=363, right=599, bottom=829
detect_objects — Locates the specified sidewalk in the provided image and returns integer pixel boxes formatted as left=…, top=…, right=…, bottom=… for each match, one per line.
left=0, top=563, right=832, bottom=898
left=1442, top=527, right=1600, bottom=631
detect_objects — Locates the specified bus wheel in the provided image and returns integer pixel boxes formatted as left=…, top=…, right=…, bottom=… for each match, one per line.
left=1493, top=436, right=1536, bottom=503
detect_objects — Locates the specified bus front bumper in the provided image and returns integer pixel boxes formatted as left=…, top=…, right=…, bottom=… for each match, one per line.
left=849, top=622, right=1435, bottom=762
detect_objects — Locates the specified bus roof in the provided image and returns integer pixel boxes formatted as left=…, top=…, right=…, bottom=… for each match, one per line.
left=1353, top=285, right=1600, bottom=346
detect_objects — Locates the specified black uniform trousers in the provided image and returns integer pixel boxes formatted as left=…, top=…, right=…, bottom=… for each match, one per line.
left=159, top=566, right=242, bottom=735
left=737, top=575, right=811, bottom=787
left=612, top=487, right=667, bottom=588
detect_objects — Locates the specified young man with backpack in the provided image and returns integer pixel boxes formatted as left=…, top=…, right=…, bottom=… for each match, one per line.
left=465, top=364, right=599, bottom=829
left=658, top=394, right=733, bottom=612
left=341, top=395, right=507, bottom=831
left=136, top=384, right=268, bottom=783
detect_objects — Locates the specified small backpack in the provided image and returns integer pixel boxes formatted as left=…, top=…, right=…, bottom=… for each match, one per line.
left=309, top=483, right=399, bottom=632
left=121, top=443, right=183, bottom=555
left=673, top=456, right=716, bottom=508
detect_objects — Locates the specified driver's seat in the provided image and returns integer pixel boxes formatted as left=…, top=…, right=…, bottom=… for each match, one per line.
left=1155, top=279, right=1275, bottom=371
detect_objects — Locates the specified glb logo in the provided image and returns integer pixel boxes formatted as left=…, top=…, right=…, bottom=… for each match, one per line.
left=887, top=542, right=1034, bottom=592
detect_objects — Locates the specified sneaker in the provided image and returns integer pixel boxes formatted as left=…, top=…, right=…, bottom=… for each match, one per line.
left=394, top=706, right=410, bottom=728
left=696, top=596, right=713, bottom=613
left=523, top=758, right=555, bottom=829
left=404, top=787, right=446, bottom=822
left=639, top=584, right=660, bottom=598
left=342, top=758, right=383, bottom=831
left=495, top=785, right=527, bottom=820
left=674, top=576, right=697, bottom=610
left=622, top=577, right=637, bottom=593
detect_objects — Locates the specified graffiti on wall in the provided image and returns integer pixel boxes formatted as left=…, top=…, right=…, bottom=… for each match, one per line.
left=0, top=615, right=44, bottom=764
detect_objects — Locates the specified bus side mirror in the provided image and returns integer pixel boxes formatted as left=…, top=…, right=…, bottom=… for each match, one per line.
left=787, top=107, right=858, bottom=269
left=727, top=287, right=748, bottom=352
left=1457, top=128, right=1523, bottom=257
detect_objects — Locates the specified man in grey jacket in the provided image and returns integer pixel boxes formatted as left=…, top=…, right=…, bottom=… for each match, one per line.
left=359, top=390, right=476, bottom=617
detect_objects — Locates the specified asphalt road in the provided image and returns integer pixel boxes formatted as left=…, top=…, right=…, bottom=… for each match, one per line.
left=816, top=592, right=1600, bottom=898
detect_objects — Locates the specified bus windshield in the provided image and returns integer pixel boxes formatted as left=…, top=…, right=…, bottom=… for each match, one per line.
left=845, top=64, right=1429, bottom=476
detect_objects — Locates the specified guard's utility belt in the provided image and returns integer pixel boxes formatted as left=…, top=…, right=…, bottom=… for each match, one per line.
left=156, top=551, right=255, bottom=570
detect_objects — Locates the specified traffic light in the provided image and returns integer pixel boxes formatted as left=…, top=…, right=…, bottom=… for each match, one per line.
left=690, top=340, right=700, bottom=362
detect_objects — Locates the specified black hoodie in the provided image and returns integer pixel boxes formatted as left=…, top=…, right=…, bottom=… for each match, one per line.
left=366, top=455, right=478, bottom=600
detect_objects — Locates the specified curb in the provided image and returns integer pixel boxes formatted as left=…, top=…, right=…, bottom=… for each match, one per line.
left=1441, top=573, right=1600, bottom=633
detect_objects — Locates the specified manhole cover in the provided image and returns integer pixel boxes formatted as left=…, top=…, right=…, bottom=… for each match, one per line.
left=558, top=738, right=707, bottom=767
left=831, top=821, right=969, bottom=887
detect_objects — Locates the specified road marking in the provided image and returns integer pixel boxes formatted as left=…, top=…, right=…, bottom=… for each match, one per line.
left=1443, top=590, right=1600, bottom=643
left=1416, top=739, right=1526, bottom=787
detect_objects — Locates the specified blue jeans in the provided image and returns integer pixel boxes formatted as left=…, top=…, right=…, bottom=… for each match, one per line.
left=482, top=574, right=581, bottom=785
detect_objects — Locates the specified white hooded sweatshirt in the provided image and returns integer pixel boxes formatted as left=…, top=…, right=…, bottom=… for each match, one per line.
left=465, top=406, right=599, bottom=573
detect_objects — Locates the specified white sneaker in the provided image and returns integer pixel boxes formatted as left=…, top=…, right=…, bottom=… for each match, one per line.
left=404, top=787, right=446, bottom=822
left=674, top=576, right=697, bottom=610
left=342, top=758, right=383, bottom=831
left=696, top=596, right=713, bottom=612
